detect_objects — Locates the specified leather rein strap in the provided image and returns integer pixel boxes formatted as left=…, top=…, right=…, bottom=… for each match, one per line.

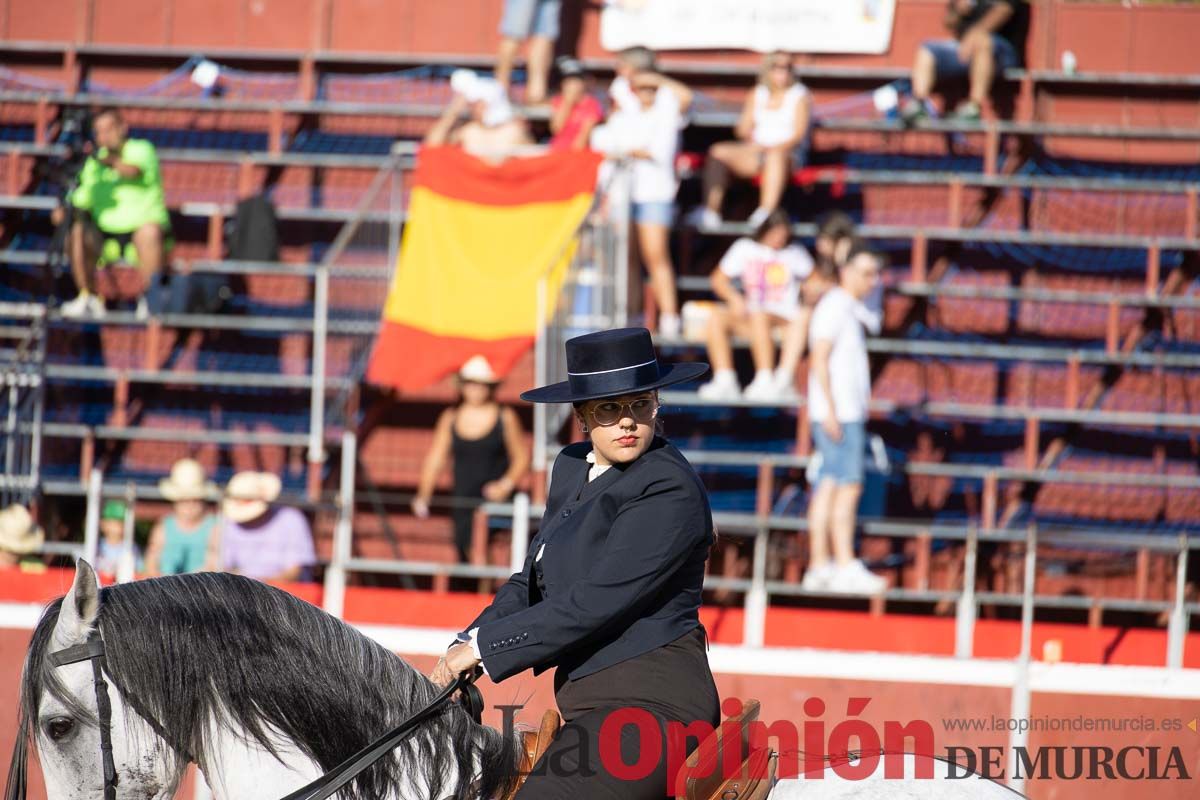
left=47, top=633, right=483, bottom=800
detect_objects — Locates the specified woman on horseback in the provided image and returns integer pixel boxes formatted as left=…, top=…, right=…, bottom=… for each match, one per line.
left=430, top=327, right=720, bottom=799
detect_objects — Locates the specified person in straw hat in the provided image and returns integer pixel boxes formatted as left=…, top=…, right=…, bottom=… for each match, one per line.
left=145, top=458, right=218, bottom=576
left=430, top=328, right=719, bottom=799
left=413, top=355, right=530, bottom=565
left=211, top=471, right=314, bottom=582
left=0, top=503, right=45, bottom=570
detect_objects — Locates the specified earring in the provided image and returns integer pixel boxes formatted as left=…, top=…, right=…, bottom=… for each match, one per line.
left=581, top=424, right=590, bottom=433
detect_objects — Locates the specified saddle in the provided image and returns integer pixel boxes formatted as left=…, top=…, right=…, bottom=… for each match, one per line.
left=500, top=701, right=775, bottom=800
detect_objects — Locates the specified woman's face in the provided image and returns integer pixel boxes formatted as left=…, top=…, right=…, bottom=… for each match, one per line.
left=765, top=56, right=793, bottom=91
left=460, top=380, right=493, bottom=406
left=174, top=499, right=206, bottom=525
left=576, top=391, right=658, bottom=466
left=760, top=222, right=790, bottom=251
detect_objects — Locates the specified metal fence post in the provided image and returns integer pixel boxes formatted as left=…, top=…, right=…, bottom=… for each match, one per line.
left=954, top=524, right=978, bottom=658
left=612, top=163, right=630, bottom=327
left=117, top=482, right=136, bottom=583
left=1166, top=534, right=1189, bottom=669
left=307, top=262, right=329, bottom=493
left=82, top=467, right=102, bottom=567
left=744, top=525, right=769, bottom=647
left=323, top=431, right=356, bottom=619
left=533, top=279, right=548, bottom=478
left=510, top=492, right=530, bottom=573
left=1007, top=524, right=1037, bottom=794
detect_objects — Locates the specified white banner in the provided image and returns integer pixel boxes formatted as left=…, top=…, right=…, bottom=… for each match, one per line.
left=599, top=0, right=897, bottom=55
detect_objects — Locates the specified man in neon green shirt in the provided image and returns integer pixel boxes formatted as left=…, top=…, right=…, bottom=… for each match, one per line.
left=58, top=107, right=170, bottom=318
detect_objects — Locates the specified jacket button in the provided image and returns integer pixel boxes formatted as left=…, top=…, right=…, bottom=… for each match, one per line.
left=561, top=508, right=571, bottom=518
left=521, top=633, right=528, bottom=640
left=490, top=642, right=496, bottom=649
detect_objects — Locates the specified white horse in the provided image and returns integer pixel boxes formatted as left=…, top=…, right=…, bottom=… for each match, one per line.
left=6, top=563, right=1021, bottom=800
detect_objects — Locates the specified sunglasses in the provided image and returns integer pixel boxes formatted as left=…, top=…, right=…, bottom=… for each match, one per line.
left=587, top=396, right=659, bottom=427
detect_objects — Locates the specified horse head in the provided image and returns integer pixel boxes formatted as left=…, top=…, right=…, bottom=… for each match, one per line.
left=17, top=561, right=184, bottom=800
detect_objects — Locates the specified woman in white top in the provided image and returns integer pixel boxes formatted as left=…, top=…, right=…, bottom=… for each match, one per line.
left=697, top=209, right=815, bottom=402
left=688, top=52, right=812, bottom=231
left=592, top=69, right=693, bottom=338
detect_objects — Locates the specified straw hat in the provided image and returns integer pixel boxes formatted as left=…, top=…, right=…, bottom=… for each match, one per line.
left=458, top=355, right=501, bottom=385
left=158, top=458, right=218, bottom=502
left=222, top=471, right=282, bottom=524
left=0, top=504, right=45, bottom=555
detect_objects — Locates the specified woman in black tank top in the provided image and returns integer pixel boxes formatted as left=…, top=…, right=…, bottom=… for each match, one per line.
left=413, top=357, right=530, bottom=563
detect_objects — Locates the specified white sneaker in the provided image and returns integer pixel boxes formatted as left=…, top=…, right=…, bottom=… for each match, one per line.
left=747, top=207, right=771, bottom=229
left=828, top=559, right=887, bottom=595
left=60, top=292, right=105, bottom=319
left=697, top=372, right=741, bottom=401
left=774, top=369, right=800, bottom=403
left=742, top=371, right=779, bottom=402
left=135, top=297, right=149, bottom=320
left=658, top=314, right=682, bottom=338
left=800, top=562, right=836, bottom=592
left=685, top=206, right=722, bottom=231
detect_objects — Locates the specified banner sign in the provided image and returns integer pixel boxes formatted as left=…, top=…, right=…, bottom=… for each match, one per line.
left=600, top=0, right=897, bottom=55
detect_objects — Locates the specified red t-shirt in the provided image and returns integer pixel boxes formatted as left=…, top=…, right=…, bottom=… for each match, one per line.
left=549, top=94, right=605, bottom=151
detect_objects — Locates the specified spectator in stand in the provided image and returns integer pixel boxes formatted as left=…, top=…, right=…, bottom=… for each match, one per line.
left=57, top=107, right=170, bottom=320
left=412, top=356, right=530, bottom=564
left=901, top=0, right=1031, bottom=124
left=772, top=211, right=859, bottom=397
left=687, top=52, right=813, bottom=231
left=145, top=458, right=219, bottom=576
left=425, top=71, right=532, bottom=165
left=591, top=69, right=693, bottom=337
left=548, top=57, right=604, bottom=152
left=0, top=504, right=43, bottom=570
left=95, top=500, right=142, bottom=578
left=696, top=210, right=814, bottom=402
left=494, top=0, right=560, bottom=104
left=212, top=471, right=315, bottom=582
left=803, top=243, right=887, bottom=594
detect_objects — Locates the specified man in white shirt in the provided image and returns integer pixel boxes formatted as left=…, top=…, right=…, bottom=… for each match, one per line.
left=804, top=244, right=886, bottom=594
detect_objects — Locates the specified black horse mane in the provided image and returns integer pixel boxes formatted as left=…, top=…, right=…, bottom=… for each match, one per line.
left=8, top=572, right=518, bottom=800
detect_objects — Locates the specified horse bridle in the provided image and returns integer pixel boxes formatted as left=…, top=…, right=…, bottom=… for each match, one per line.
left=44, top=631, right=483, bottom=800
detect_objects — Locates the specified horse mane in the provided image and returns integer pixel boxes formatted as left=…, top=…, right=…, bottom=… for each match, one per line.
left=11, top=572, right=519, bottom=800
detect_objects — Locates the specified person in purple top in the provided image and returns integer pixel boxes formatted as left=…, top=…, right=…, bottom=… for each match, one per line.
left=211, top=471, right=315, bottom=582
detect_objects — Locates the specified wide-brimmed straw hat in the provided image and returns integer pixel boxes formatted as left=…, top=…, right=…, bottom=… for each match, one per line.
left=158, top=458, right=218, bottom=502
left=520, top=327, right=708, bottom=404
left=222, top=471, right=282, bottom=524
left=0, top=504, right=44, bottom=555
left=458, top=355, right=501, bottom=385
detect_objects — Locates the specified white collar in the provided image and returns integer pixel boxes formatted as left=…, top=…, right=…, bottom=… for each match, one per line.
left=585, top=450, right=613, bottom=482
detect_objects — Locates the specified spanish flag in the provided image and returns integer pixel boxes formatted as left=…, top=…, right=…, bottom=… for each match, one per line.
left=366, top=145, right=603, bottom=392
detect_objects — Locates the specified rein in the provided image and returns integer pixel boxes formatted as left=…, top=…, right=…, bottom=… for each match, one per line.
left=43, top=631, right=483, bottom=800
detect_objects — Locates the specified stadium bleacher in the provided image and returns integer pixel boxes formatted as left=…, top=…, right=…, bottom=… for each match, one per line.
left=1, top=4, right=1199, bottom=635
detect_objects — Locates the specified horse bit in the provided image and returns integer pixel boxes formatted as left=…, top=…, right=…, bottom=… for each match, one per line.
left=44, top=630, right=482, bottom=800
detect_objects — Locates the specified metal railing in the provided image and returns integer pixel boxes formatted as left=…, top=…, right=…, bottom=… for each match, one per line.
left=0, top=302, right=46, bottom=508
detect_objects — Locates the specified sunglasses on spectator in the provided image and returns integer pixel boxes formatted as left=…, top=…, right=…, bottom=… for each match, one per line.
left=587, top=396, right=659, bottom=427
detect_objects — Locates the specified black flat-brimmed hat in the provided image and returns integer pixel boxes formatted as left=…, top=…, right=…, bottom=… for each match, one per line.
left=520, top=327, right=708, bottom=404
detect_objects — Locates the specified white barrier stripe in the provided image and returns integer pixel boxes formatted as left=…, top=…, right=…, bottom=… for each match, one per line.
left=5, top=606, right=1199, bottom=700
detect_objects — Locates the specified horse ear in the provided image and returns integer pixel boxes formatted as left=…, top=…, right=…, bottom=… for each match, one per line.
left=51, top=560, right=101, bottom=649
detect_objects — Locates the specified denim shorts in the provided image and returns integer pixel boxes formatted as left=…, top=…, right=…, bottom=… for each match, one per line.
left=632, top=201, right=675, bottom=227
left=812, top=421, right=866, bottom=485
left=924, top=35, right=1019, bottom=82
left=499, top=0, right=561, bottom=39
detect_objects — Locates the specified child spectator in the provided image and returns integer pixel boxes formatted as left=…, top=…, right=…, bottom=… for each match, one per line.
left=901, top=0, right=1030, bottom=124
left=548, top=57, right=604, bottom=152
left=214, top=471, right=315, bottom=582
left=688, top=52, right=812, bottom=230
left=95, top=500, right=142, bottom=578
left=591, top=69, right=693, bottom=337
left=145, top=458, right=218, bottom=576
left=425, top=71, right=532, bottom=164
left=494, top=0, right=560, bottom=104
left=696, top=209, right=814, bottom=401
left=412, top=356, right=530, bottom=565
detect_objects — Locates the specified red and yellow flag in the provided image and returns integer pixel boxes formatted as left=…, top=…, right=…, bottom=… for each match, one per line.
left=366, top=145, right=602, bottom=392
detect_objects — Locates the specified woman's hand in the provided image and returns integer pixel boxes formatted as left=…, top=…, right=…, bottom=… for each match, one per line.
left=445, top=642, right=481, bottom=677
left=411, top=496, right=431, bottom=519
left=481, top=477, right=513, bottom=502
left=429, top=655, right=456, bottom=688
